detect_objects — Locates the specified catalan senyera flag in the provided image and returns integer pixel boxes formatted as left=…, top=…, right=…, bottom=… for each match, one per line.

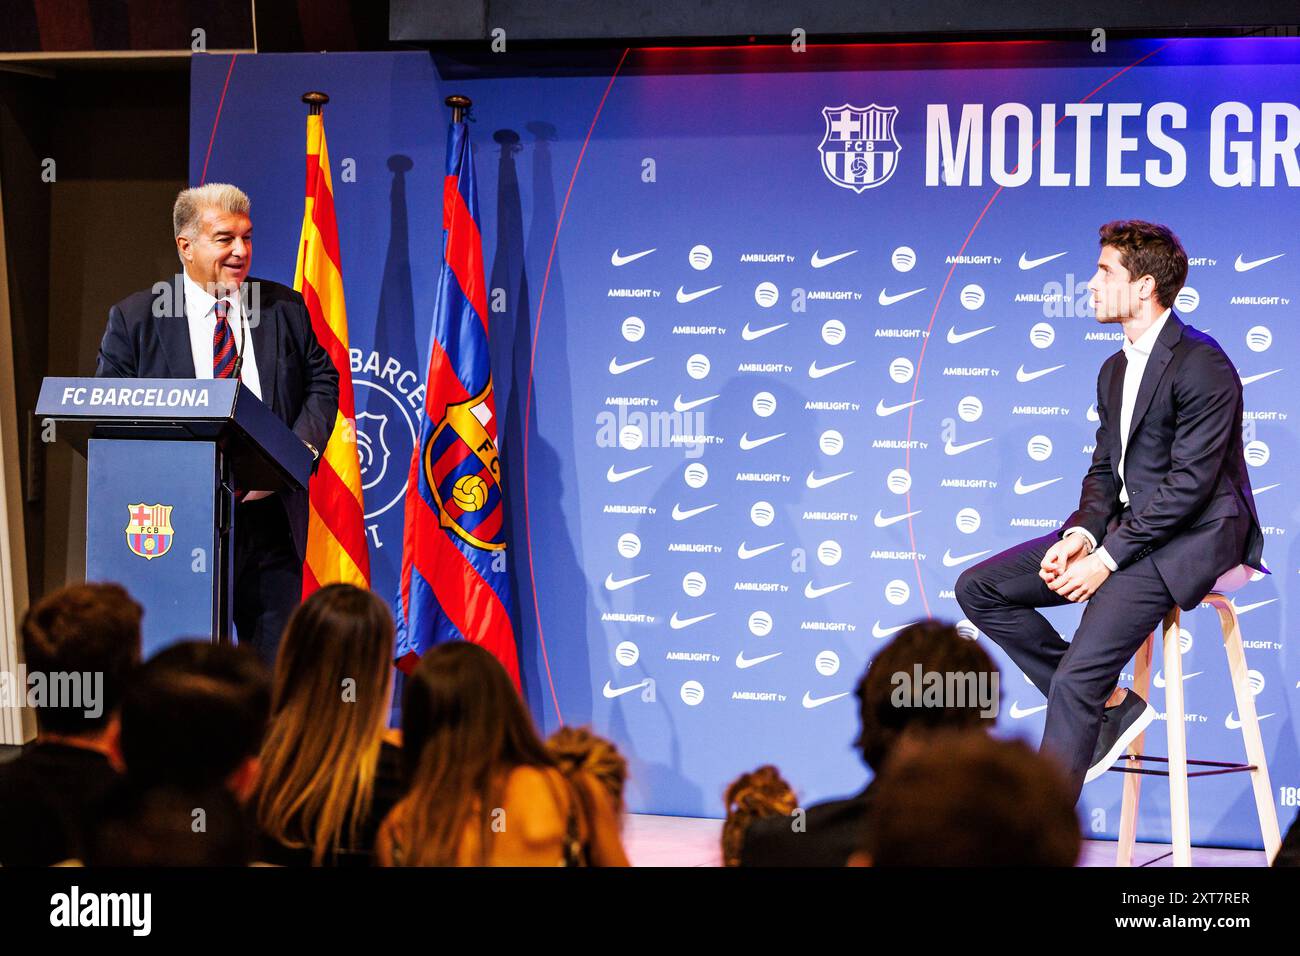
left=295, top=110, right=370, bottom=596
left=395, top=118, right=518, bottom=688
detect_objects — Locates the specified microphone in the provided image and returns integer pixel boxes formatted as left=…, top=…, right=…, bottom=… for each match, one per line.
left=231, top=296, right=245, bottom=381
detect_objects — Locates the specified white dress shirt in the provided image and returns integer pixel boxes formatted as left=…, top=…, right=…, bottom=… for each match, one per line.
left=184, top=272, right=274, bottom=498
left=1066, top=308, right=1172, bottom=571
left=183, top=271, right=263, bottom=400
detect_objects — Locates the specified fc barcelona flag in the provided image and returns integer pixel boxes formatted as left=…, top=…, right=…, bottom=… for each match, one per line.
left=395, top=115, right=519, bottom=688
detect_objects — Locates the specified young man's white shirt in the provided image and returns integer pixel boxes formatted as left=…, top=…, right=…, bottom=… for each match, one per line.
left=1065, top=308, right=1173, bottom=572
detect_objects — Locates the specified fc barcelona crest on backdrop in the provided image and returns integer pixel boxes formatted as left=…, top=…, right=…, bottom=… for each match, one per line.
left=819, top=104, right=901, bottom=192
left=125, top=503, right=174, bottom=560
left=422, top=382, right=507, bottom=552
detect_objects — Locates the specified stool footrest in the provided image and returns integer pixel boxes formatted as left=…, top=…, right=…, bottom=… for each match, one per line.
left=1110, top=754, right=1257, bottom=779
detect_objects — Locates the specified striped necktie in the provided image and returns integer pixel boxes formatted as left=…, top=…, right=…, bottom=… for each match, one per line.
left=212, top=299, right=238, bottom=379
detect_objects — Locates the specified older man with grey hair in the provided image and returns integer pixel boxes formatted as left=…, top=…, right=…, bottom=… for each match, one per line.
left=96, top=183, right=339, bottom=664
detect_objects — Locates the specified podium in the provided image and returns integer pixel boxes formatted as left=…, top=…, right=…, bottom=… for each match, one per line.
left=36, top=377, right=311, bottom=657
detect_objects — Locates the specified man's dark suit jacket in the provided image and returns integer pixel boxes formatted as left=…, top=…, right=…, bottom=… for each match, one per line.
left=95, top=275, right=339, bottom=561
left=739, top=785, right=873, bottom=867
left=1062, top=312, right=1264, bottom=610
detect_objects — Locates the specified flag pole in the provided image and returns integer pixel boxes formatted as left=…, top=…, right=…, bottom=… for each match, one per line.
left=302, top=90, right=329, bottom=114
left=446, top=94, right=471, bottom=123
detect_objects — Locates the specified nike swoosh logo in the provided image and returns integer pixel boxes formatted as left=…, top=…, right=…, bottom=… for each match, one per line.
left=1226, top=711, right=1275, bottom=730
left=876, top=398, right=923, bottom=416
left=944, top=438, right=993, bottom=456
left=1014, top=476, right=1063, bottom=495
left=610, top=248, right=656, bottom=266
left=871, top=621, right=908, bottom=639
left=802, top=691, right=850, bottom=709
left=1009, top=702, right=1048, bottom=719
left=1018, top=251, right=1067, bottom=270
left=1240, top=369, right=1282, bottom=386
left=1253, top=483, right=1280, bottom=494
left=603, top=679, right=651, bottom=698
left=674, top=394, right=719, bottom=412
left=878, top=287, right=926, bottom=306
left=676, top=284, right=722, bottom=303
left=811, top=249, right=858, bottom=268
left=947, top=325, right=996, bottom=344
left=737, top=541, right=784, bottom=559
left=604, top=572, right=650, bottom=591
left=1230, top=597, right=1276, bottom=615
left=669, top=611, right=716, bottom=630
left=739, top=432, right=785, bottom=450
left=607, top=465, right=653, bottom=483
left=804, top=581, right=852, bottom=599
left=1234, top=253, right=1285, bottom=272
left=809, top=360, right=856, bottom=379
left=1016, top=364, right=1065, bottom=383
left=874, top=509, right=920, bottom=527
left=736, top=651, right=783, bottom=669
left=942, top=548, right=992, bottom=567
left=609, top=356, right=655, bottom=374
left=1153, top=670, right=1203, bottom=689
left=806, top=470, right=854, bottom=489
left=671, top=503, right=718, bottom=521
left=741, top=321, right=788, bottom=340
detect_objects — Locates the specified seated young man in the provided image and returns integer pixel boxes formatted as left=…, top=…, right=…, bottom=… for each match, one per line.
left=0, top=584, right=141, bottom=865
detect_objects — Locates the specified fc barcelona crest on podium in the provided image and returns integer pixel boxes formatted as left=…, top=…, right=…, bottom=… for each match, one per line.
left=125, top=503, right=174, bottom=560
left=422, top=383, right=506, bottom=552
left=819, top=104, right=901, bottom=192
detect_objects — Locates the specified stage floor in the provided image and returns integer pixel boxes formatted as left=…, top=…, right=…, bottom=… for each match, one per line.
left=623, top=814, right=1271, bottom=867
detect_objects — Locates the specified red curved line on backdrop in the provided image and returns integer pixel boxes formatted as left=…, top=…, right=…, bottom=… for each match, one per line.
left=902, top=41, right=1178, bottom=618
left=199, top=54, right=239, bottom=185
left=524, top=47, right=631, bottom=726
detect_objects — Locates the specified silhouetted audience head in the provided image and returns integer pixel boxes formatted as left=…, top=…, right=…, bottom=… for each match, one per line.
left=20, top=582, right=142, bottom=736
left=1276, top=807, right=1300, bottom=867
left=256, top=584, right=396, bottom=865
left=400, top=641, right=546, bottom=782
left=391, top=641, right=559, bottom=864
left=722, top=765, right=798, bottom=867
left=380, top=642, right=643, bottom=866
left=84, top=782, right=253, bottom=866
left=119, top=642, right=270, bottom=799
left=547, top=726, right=628, bottom=817
left=859, top=730, right=1081, bottom=866
left=855, top=620, right=1000, bottom=772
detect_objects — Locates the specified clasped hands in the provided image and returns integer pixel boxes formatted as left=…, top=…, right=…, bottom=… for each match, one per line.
left=1039, top=532, right=1111, bottom=603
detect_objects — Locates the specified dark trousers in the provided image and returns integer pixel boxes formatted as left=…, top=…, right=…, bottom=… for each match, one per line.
left=954, top=532, right=1176, bottom=801
left=232, top=495, right=301, bottom=668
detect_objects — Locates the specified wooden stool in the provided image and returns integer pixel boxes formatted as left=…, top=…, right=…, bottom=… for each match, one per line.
left=1114, top=574, right=1282, bottom=866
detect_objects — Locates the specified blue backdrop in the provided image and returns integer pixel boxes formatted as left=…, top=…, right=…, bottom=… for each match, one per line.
left=190, top=38, right=1300, bottom=846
